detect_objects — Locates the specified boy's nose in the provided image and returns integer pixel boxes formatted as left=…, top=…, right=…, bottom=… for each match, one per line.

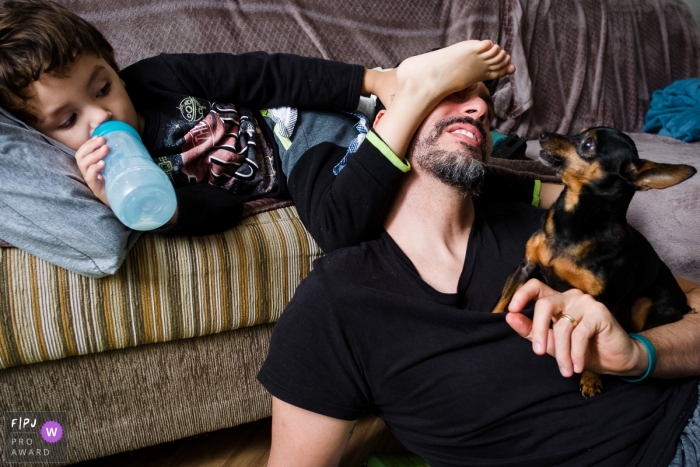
left=89, top=108, right=113, bottom=134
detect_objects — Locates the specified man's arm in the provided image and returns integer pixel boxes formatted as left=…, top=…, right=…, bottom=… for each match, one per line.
left=268, top=397, right=356, bottom=467
left=641, top=277, right=700, bottom=378
left=506, top=277, right=700, bottom=380
left=538, top=182, right=563, bottom=209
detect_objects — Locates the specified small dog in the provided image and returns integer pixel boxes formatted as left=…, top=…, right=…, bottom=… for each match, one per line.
left=492, top=127, right=696, bottom=397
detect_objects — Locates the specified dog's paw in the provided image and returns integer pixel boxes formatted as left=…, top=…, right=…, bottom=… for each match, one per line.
left=579, top=371, right=603, bottom=398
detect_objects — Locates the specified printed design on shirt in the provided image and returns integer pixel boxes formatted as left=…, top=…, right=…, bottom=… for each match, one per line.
left=179, top=102, right=276, bottom=196
left=178, top=96, right=208, bottom=122
left=156, top=156, right=175, bottom=182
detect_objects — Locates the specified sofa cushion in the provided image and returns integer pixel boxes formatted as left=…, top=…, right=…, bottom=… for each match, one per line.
left=0, top=206, right=322, bottom=369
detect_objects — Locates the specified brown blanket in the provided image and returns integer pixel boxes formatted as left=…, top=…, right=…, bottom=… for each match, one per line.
left=65, top=0, right=699, bottom=140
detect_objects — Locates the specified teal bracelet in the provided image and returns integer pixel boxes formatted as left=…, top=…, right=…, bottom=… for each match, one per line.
left=621, top=333, right=657, bottom=382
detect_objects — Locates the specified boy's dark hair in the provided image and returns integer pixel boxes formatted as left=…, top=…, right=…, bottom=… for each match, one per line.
left=0, top=0, right=119, bottom=123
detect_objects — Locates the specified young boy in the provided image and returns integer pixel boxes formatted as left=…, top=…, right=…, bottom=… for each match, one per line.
left=0, top=0, right=524, bottom=252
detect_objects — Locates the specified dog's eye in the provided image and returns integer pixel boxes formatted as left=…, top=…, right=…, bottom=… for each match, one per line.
left=582, top=139, right=595, bottom=152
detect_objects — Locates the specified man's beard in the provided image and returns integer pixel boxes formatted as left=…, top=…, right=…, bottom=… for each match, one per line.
left=410, top=116, right=488, bottom=196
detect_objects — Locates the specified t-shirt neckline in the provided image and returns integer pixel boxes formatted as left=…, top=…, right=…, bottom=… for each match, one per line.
left=380, top=211, right=482, bottom=306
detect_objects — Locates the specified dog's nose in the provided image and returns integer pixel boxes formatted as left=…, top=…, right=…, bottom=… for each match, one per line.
left=539, top=132, right=550, bottom=142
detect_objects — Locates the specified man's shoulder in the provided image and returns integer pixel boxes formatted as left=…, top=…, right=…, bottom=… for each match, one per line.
left=313, top=239, right=386, bottom=278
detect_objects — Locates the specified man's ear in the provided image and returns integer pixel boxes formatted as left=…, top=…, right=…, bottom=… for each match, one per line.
left=373, top=109, right=387, bottom=128
left=623, top=159, right=697, bottom=191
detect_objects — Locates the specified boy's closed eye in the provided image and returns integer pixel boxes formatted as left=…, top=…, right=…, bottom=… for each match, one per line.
left=58, top=113, right=77, bottom=129
left=97, top=81, right=112, bottom=98
left=57, top=81, right=111, bottom=130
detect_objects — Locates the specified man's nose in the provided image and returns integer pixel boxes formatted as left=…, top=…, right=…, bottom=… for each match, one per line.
left=460, top=97, right=489, bottom=125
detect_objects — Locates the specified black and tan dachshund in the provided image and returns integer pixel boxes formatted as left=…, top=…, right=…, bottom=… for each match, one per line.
left=492, top=127, right=696, bottom=397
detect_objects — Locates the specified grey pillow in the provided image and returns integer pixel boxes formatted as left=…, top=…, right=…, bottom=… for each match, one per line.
left=0, top=107, right=140, bottom=278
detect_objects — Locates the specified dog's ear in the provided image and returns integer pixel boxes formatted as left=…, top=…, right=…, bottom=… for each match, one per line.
left=623, top=160, right=697, bottom=191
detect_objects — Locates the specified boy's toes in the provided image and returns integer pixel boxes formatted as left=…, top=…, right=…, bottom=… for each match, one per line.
left=478, top=39, right=494, bottom=51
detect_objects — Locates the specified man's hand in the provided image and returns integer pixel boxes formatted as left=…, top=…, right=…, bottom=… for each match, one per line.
left=505, top=279, right=647, bottom=379
left=75, top=135, right=110, bottom=206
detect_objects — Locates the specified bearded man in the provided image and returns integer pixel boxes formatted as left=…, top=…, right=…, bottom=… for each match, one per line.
left=257, top=80, right=700, bottom=467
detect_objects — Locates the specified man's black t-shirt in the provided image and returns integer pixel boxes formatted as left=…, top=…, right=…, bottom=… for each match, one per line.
left=258, top=200, right=698, bottom=467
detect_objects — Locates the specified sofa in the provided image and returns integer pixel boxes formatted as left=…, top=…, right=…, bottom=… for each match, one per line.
left=1, top=0, right=699, bottom=464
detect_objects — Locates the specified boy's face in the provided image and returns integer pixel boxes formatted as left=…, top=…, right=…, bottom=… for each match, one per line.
left=26, top=54, right=141, bottom=151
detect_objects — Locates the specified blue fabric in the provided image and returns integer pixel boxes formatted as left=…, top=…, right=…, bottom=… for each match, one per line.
left=669, top=381, right=700, bottom=466
left=333, top=111, right=369, bottom=176
left=644, top=78, right=700, bottom=143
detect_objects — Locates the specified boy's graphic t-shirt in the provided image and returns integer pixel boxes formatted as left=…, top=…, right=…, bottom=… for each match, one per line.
left=119, top=52, right=364, bottom=235
left=150, top=98, right=277, bottom=200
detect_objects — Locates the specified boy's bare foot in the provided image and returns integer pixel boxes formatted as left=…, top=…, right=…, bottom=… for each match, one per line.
left=396, top=40, right=515, bottom=104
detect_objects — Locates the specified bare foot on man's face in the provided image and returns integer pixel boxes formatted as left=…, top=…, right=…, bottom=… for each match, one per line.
left=396, top=40, right=516, bottom=102
left=470, top=40, right=516, bottom=81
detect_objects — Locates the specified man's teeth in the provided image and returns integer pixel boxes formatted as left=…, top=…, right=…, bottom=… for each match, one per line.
left=452, top=129, right=476, bottom=140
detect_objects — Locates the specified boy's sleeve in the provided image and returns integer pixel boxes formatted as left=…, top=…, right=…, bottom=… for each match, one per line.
left=155, top=184, right=243, bottom=236
left=288, top=132, right=405, bottom=253
left=123, top=52, right=365, bottom=112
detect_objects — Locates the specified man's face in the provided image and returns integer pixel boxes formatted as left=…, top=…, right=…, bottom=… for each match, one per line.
left=26, top=54, right=140, bottom=151
left=410, top=82, right=494, bottom=195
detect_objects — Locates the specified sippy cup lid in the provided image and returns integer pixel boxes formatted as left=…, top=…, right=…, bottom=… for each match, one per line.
left=92, top=121, right=142, bottom=141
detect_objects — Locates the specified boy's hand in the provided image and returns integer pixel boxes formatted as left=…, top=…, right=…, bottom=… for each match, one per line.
left=396, top=40, right=515, bottom=107
left=75, top=136, right=110, bottom=206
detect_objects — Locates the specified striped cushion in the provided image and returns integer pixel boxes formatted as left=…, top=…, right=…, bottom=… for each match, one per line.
left=0, top=206, right=323, bottom=370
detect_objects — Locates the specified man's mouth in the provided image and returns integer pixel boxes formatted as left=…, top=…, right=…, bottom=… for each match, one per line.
left=438, top=117, right=487, bottom=150
left=447, top=126, right=482, bottom=147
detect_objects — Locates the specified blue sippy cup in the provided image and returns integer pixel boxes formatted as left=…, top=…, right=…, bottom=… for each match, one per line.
left=92, top=121, right=177, bottom=231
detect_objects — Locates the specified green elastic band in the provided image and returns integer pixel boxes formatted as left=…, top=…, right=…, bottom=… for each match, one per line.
left=366, top=131, right=411, bottom=173
left=259, top=110, right=292, bottom=150
left=532, top=179, right=542, bottom=207
left=621, top=333, right=657, bottom=382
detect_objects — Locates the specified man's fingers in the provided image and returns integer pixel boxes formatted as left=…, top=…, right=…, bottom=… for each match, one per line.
left=552, top=314, right=581, bottom=377
left=511, top=279, right=562, bottom=355
left=508, top=279, right=557, bottom=313
left=530, top=297, right=557, bottom=355
left=570, top=323, right=593, bottom=374
left=505, top=311, right=532, bottom=338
